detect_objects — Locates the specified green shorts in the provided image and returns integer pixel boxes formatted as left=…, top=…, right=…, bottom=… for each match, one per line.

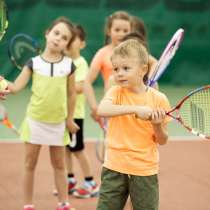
left=97, top=167, right=159, bottom=210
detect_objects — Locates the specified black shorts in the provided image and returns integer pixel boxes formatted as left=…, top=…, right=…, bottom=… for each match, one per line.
left=66, top=119, right=84, bottom=152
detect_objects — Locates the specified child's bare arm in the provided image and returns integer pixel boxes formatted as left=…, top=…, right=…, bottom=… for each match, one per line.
left=75, top=81, right=84, bottom=94
left=66, top=73, right=79, bottom=133
left=97, top=98, right=152, bottom=120
left=106, top=75, right=115, bottom=90
left=84, top=67, right=99, bottom=110
left=84, top=67, right=101, bottom=121
left=7, top=66, right=32, bottom=94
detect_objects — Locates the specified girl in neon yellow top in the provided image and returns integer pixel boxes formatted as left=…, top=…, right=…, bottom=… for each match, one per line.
left=97, top=39, right=170, bottom=210
left=6, top=17, right=79, bottom=210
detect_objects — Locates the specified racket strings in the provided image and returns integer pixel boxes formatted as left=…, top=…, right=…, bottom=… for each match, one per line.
left=148, top=29, right=184, bottom=87
left=148, top=43, right=176, bottom=86
left=9, top=35, right=40, bottom=69
left=180, top=88, right=210, bottom=136
left=190, top=103, right=205, bottom=132
left=13, top=39, right=37, bottom=64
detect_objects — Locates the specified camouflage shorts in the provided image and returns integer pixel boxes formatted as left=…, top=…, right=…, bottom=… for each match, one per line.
left=96, top=167, right=159, bottom=210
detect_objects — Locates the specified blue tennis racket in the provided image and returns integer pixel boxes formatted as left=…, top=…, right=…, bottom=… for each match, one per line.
left=148, top=28, right=184, bottom=87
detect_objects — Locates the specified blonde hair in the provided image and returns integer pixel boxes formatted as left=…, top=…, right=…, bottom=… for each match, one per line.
left=111, top=39, right=149, bottom=83
left=111, top=39, right=148, bottom=65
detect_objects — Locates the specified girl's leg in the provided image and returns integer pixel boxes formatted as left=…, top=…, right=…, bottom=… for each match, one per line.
left=23, top=143, right=41, bottom=205
left=50, top=146, right=68, bottom=202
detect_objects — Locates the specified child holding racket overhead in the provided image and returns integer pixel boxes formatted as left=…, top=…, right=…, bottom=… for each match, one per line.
left=6, top=17, right=79, bottom=210
left=64, top=24, right=99, bottom=198
left=96, top=39, right=170, bottom=210
left=84, top=11, right=132, bottom=123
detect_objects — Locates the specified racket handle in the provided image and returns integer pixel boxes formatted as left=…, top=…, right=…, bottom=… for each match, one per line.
left=2, top=117, right=19, bottom=135
left=97, top=118, right=107, bottom=131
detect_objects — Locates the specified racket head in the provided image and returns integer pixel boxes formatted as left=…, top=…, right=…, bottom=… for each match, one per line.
left=167, top=85, right=210, bottom=139
left=8, top=33, right=40, bottom=70
left=148, top=28, right=184, bottom=87
left=0, top=0, right=9, bottom=41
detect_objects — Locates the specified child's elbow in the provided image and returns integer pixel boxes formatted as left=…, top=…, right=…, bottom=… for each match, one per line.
left=158, top=135, right=168, bottom=145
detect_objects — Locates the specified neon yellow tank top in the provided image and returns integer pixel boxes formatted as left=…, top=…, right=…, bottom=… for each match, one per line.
left=27, top=72, right=68, bottom=123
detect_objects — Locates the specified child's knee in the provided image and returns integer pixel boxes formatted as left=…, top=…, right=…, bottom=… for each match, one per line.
left=51, top=158, right=65, bottom=170
left=24, top=157, right=38, bottom=171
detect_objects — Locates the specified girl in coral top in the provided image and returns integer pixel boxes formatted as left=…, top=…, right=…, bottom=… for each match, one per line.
left=84, top=11, right=132, bottom=123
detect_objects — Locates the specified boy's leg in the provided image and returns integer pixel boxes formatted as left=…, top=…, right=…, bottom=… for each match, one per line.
left=65, top=148, right=73, bottom=174
left=67, top=119, right=99, bottom=198
left=72, top=149, right=99, bottom=198
left=129, top=174, right=159, bottom=210
left=65, top=119, right=85, bottom=193
left=97, top=167, right=129, bottom=210
left=65, top=148, right=77, bottom=194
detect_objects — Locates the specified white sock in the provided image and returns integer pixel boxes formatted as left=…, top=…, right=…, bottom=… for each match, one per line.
left=24, top=204, right=34, bottom=208
left=58, top=202, right=69, bottom=207
left=68, top=177, right=76, bottom=183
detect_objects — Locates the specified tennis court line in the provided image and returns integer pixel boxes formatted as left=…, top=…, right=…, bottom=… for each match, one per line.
left=0, top=135, right=203, bottom=143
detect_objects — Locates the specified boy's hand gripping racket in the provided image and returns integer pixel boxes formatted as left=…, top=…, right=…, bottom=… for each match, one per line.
left=8, top=33, right=41, bottom=70
left=148, top=28, right=184, bottom=87
left=167, top=85, right=210, bottom=139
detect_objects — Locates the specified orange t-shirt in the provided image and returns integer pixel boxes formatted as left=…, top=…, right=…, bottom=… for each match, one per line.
left=103, top=86, right=171, bottom=176
left=90, top=45, right=113, bottom=89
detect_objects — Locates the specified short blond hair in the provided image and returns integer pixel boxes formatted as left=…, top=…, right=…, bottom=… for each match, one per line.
left=111, top=39, right=148, bottom=65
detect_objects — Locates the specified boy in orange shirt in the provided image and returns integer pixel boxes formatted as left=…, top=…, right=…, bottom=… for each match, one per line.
left=97, top=39, right=170, bottom=210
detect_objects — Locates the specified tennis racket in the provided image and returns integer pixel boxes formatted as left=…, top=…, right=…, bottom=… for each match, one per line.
left=167, top=85, right=210, bottom=139
left=8, top=33, right=41, bottom=70
left=0, top=0, right=8, bottom=41
left=0, top=103, right=19, bottom=135
left=148, top=28, right=184, bottom=87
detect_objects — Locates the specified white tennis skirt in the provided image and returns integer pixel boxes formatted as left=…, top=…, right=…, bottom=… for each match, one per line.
left=20, top=117, right=69, bottom=146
